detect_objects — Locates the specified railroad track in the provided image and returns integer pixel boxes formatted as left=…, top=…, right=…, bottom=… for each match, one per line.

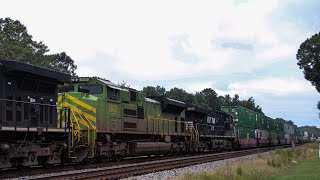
left=1, top=144, right=298, bottom=180
left=33, top=146, right=292, bottom=180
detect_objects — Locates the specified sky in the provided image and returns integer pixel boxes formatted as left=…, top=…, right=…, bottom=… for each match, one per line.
left=1, top=0, right=320, bottom=127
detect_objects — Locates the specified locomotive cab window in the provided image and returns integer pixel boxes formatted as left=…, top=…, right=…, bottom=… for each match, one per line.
left=58, top=85, right=74, bottom=93
left=78, top=85, right=102, bottom=94
left=107, top=87, right=120, bottom=100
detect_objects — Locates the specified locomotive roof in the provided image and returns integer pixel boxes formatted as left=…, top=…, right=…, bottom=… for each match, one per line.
left=145, top=98, right=161, bottom=104
left=148, top=96, right=186, bottom=114
left=0, top=59, right=70, bottom=83
left=149, top=96, right=186, bottom=108
left=88, top=77, right=139, bottom=92
left=96, top=77, right=128, bottom=91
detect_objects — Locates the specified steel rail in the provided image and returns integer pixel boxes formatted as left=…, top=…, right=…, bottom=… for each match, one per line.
left=36, top=146, right=285, bottom=180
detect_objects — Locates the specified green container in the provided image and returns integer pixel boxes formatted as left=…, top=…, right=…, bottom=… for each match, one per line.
left=256, top=113, right=267, bottom=130
left=221, top=106, right=257, bottom=128
left=269, top=131, right=278, bottom=139
left=235, top=126, right=255, bottom=138
left=265, top=117, right=271, bottom=131
left=276, top=120, right=284, bottom=133
left=268, top=117, right=276, bottom=131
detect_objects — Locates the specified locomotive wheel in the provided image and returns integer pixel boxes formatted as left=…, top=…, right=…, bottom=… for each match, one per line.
left=100, top=156, right=108, bottom=163
left=115, top=155, right=122, bottom=162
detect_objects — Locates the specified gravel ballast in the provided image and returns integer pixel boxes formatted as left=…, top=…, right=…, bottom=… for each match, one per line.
left=8, top=151, right=274, bottom=180
left=124, top=151, right=273, bottom=180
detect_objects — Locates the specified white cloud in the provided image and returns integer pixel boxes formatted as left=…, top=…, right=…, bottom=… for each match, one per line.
left=175, top=81, right=216, bottom=93
left=0, top=0, right=309, bottom=80
left=76, top=67, right=97, bottom=77
left=219, top=77, right=315, bottom=97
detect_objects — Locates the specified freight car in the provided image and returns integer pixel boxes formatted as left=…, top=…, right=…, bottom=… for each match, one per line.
left=221, top=105, right=296, bottom=149
left=0, top=59, right=70, bottom=169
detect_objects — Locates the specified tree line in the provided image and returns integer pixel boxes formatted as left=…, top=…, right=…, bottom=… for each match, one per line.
left=297, top=126, right=320, bottom=138
left=142, top=85, right=263, bottom=113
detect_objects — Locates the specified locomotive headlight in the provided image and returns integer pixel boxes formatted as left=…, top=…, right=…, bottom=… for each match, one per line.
left=71, top=77, right=79, bottom=82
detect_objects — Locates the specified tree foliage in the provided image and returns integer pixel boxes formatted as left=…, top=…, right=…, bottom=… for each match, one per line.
left=118, top=80, right=130, bottom=88
left=142, top=85, right=264, bottom=113
left=297, top=125, right=320, bottom=137
left=165, top=87, right=194, bottom=103
left=193, top=88, right=222, bottom=110
left=0, top=17, right=77, bottom=76
left=296, top=32, right=320, bottom=116
left=225, top=94, right=263, bottom=113
left=296, top=32, right=320, bottom=93
left=142, top=86, right=166, bottom=97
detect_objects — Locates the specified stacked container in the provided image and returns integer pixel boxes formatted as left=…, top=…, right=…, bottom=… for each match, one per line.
left=222, top=106, right=258, bottom=148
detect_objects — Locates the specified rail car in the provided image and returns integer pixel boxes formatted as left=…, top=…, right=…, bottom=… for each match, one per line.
left=221, top=106, right=298, bottom=148
left=0, top=59, right=70, bottom=169
left=0, top=59, right=302, bottom=170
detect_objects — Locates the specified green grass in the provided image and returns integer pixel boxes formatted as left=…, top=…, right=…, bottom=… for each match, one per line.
left=273, top=158, right=320, bottom=180
left=176, top=143, right=319, bottom=180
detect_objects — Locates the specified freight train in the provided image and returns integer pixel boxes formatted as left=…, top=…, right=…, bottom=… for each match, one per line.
left=0, top=59, right=299, bottom=169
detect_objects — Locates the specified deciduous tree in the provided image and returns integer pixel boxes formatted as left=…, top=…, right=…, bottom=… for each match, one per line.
left=297, top=32, right=320, bottom=92
left=296, top=32, right=320, bottom=116
left=142, top=85, right=166, bottom=97
left=0, top=17, right=77, bottom=75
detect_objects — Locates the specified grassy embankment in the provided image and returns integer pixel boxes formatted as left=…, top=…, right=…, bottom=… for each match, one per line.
left=176, top=143, right=319, bottom=180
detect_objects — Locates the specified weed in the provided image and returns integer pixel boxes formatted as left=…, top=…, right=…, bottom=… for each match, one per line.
left=176, top=143, right=318, bottom=180
left=236, top=166, right=243, bottom=176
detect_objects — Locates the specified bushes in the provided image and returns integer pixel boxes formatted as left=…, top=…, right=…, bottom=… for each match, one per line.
left=266, top=143, right=318, bottom=168
left=177, top=143, right=319, bottom=180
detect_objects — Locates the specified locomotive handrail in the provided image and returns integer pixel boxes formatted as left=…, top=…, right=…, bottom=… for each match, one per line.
left=80, top=113, right=96, bottom=158
left=58, top=106, right=72, bottom=129
left=73, top=110, right=91, bottom=146
left=195, top=123, right=200, bottom=143
left=0, top=98, right=58, bottom=107
left=80, top=111, right=97, bottom=145
left=70, top=110, right=81, bottom=145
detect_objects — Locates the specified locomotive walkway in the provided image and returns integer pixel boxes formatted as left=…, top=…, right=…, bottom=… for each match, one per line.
left=3, top=145, right=295, bottom=180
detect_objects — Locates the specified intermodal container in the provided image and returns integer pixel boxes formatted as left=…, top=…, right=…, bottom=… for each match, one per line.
left=235, top=126, right=255, bottom=139
left=221, top=106, right=256, bottom=128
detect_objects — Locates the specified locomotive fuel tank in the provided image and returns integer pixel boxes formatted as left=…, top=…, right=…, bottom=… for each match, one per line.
left=129, top=142, right=171, bottom=156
